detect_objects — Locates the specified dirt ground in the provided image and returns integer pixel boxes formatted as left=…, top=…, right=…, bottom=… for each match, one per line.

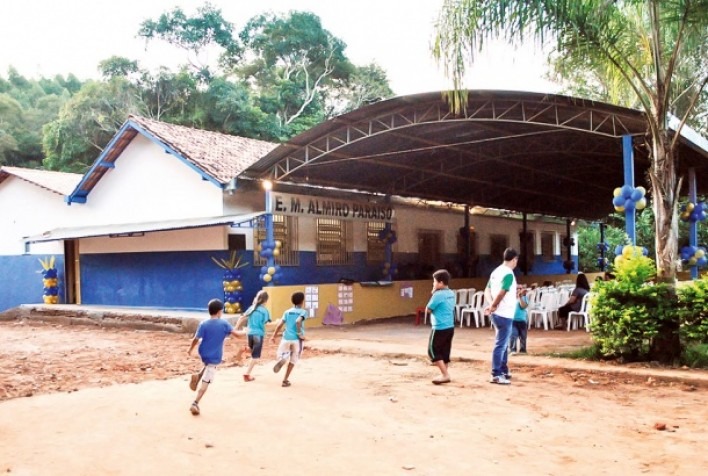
left=1, top=319, right=707, bottom=475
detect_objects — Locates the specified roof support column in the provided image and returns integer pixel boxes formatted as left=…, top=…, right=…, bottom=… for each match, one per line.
left=622, top=135, right=636, bottom=245
left=688, top=168, right=698, bottom=280
left=464, top=205, right=470, bottom=278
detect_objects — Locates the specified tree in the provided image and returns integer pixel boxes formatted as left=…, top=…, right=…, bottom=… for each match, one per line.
left=433, top=0, right=708, bottom=284
left=326, top=63, right=396, bottom=116
left=138, top=3, right=240, bottom=81
left=237, top=11, right=355, bottom=133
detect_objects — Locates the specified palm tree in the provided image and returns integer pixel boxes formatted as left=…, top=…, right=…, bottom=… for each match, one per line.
left=433, top=0, right=708, bottom=283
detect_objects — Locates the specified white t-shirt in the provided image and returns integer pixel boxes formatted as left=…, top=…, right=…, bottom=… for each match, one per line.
left=487, top=264, right=517, bottom=319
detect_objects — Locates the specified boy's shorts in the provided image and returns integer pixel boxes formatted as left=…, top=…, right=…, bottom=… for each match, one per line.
left=202, top=364, right=219, bottom=384
left=428, top=327, right=454, bottom=364
left=277, top=339, right=303, bottom=364
left=248, top=335, right=264, bottom=359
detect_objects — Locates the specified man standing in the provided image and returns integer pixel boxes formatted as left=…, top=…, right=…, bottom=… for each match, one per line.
left=484, top=248, right=519, bottom=385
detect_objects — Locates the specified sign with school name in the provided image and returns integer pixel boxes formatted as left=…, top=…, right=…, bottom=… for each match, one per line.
left=272, top=193, right=394, bottom=222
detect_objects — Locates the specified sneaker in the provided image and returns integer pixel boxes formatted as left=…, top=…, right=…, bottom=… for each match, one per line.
left=273, top=358, right=287, bottom=373
left=504, top=373, right=512, bottom=380
left=489, top=375, right=511, bottom=385
left=189, top=373, right=200, bottom=391
left=189, top=401, right=200, bottom=415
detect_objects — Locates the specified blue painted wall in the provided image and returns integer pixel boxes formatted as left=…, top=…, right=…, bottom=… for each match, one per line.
left=79, top=250, right=382, bottom=311
left=0, top=255, right=66, bottom=311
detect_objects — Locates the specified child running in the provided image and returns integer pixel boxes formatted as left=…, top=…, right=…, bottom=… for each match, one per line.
left=426, top=269, right=456, bottom=385
left=235, top=290, right=271, bottom=382
left=269, top=291, right=307, bottom=387
left=187, top=298, right=244, bottom=416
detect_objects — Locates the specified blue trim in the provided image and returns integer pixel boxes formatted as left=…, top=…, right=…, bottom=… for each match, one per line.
left=127, top=120, right=223, bottom=189
left=98, top=162, right=115, bottom=168
left=0, top=255, right=66, bottom=311
left=67, top=121, right=135, bottom=204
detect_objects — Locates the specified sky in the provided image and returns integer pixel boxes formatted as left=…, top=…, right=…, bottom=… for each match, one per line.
left=0, top=0, right=558, bottom=96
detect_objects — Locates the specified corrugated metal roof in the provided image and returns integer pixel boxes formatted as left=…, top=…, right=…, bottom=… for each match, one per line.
left=0, top=166, right=82, bottom=196
left=23, top=212, right=265, bottom=243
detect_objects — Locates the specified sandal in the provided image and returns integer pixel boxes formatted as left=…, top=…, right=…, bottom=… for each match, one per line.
left=189, top=401, right=200, bottom=416
left=432, top=377, right=451, bottom=385
left=281, top=380, right=291, bottom=387
left=243, top=374, right=255, bottom=382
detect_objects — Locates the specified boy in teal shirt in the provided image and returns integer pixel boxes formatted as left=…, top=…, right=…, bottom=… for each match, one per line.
left=509, top=285, right=529, bottom=353
left=270, top=291, right=308, bottom=387
left=426, top=269, right=456, bottom=385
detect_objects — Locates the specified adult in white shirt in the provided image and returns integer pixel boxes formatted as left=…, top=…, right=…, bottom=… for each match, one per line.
left=484, top=248, right=519, bottom=385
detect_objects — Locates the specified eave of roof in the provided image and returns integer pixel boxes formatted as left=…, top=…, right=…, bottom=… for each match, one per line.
left=0, top=166, right=82, bottom=196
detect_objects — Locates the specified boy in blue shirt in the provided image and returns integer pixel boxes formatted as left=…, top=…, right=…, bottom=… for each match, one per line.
left=235, top=290, right=271, bottom=382
left=426, top=269, right=456, bottom=385
left=270, top=291, right=307, bottom=387
left=509, top=285, right=529, bottom=354
left=187, top=299, right=244, bottom=416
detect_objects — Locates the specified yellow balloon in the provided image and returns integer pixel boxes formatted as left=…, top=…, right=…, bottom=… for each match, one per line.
left=273, top=248, right=280, bottom=257
left=636, top=186, right=646, bottom=196
left=267, top=266, right=276, bottom=275
left=696, top=249, right=706, bottom=259
left=636, top=198, right=647, bottom=210
left=230, top=280, right=241, bottom=287
left=622, top=246, right=634, bottom=258
left=613, top=187, right=622, bottom=197
left=614, top=256, right=625, bottom=267
left=681, top=212, right=690, bottom=220
left=687, top=202, right=695, bottom=212
left=688, top=257, right=697, bottom=266
left=263, top=274, right=272, bottom=282
left=275, top=240, right=282, bottom=248
left=225, top=285, right=235, bottom=292
left=615, top=206, right=625, bottom=212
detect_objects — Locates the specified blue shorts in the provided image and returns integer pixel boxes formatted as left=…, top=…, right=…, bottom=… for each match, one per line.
left=248, top=335, right=264, bottom=359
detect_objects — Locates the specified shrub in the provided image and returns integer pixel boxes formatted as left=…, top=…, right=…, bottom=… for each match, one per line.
left=676, top=275, right=708, bottom=344
left=591, top=251, right=680, bottom=362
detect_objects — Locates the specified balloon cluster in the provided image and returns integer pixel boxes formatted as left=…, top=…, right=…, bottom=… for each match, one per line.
left=222, top=269, right=244, bottom=314
left=258, top=239, right=283, bottom=259
left=679, top=201, right=707, bottom=223
left=596, top=242, right=609, bottom=253
left=562, top=259, right=575, bottom=272
left=597, top=257, right=609, bottom=268
left=381, top=261, right=398, bottom=278
left=612, top=185, right=647, bottom=212
left=39, top=256, right=59, bottom=304
left=613, top=245, right=648, bottom=268
left=680, top=245, right=707, bottom=268
left=260, top=264, right=283, bottom=284
left=378, top=229, right=397, bottom=245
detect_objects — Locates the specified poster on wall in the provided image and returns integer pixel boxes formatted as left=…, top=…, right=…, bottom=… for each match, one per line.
left=305, top=286, right=319, bottom=318
left=400, top=282, right=413, bottom=299
left=338, top=284, right=353, bottom=312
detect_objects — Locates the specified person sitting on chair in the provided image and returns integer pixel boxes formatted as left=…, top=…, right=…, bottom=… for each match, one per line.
left=556, top=273, right=590, bottom=329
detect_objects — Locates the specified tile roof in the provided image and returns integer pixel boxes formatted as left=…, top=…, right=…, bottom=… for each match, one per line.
left=129, top=115, right=278, bottom=184
left=0, top=166, right=82, bottom=196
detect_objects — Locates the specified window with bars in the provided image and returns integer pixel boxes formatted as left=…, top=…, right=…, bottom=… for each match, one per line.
left=489, top=234, right=508, bottom=262
left=253, top=215, right=299, bottom=266
left=367, top=222, right=387, bottom=263
left=317, top=218, right=352, bottom=265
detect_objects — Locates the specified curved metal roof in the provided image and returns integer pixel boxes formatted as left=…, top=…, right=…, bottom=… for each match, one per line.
left=244, top=90, right=707, bottom=220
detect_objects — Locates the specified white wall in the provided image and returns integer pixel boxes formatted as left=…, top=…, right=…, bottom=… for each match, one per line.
left=80, top=226, right=226, bottom=254
left=68, top=135, right=223, bottom=226
left=0, top=177, right=66, bottom=255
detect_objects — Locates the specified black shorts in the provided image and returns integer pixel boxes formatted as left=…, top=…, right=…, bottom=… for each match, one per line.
left=428, top=327, right=454, bottom=363
left=248, top=335, right=264, bottom=359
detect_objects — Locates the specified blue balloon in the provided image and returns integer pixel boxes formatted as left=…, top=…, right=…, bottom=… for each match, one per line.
left=615, top=245, right=625, bottom=256
left=612, top=196, right=624, bottom=207
left=260, top=266, right=268, bottom=274
left=621, top=185, right=634, bottom=198
left=624, top=199, right=635, bottom=211
left=631, top=189, right=643, bottom=201
left=697, top=257, right=708, bottom=267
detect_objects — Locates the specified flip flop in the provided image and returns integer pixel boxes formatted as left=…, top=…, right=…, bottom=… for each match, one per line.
left=432, top=377, right=451, bottom=385
left=243, top=375, right=255, bottom=382
left=281, top=380, right=291, bottom=387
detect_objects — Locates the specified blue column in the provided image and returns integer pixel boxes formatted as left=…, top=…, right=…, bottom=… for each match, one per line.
left=383, top=196, right=393, bottom=281
left=265, top=186, right=275, bottom=287
left=689, top=168, right=698, bottom=280
left=622, top=135, right=636, bottom=245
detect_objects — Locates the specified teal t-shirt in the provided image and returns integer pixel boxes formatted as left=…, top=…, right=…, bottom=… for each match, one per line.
left=426, top=288, right=456, bottom=330
left=282, top=307, right=308, bottom=340
left=247, top=306, right=271, bottom=337
left=513, top=295, right=528, bottom=322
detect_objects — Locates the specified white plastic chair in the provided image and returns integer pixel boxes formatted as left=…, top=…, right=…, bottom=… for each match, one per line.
left=453, top=288, right=471, bottom=326
left=460, top=290, right=485, bottom=327
left=567, top=293, right=592, bottom=331
left=529, top=290, right=558, bottom=330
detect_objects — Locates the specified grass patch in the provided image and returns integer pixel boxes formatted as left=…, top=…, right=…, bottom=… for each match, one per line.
left=551, top=344, right=603, bottom=360
left=681, top=343, right=708, bottom=369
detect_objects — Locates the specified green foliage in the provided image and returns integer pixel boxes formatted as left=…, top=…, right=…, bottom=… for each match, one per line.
left=577, top=222, right=627, bottom=272
left=591, top=253, right=678, bottom=361
left=676, top=276, right=708, bottom=344
left=681, top=343, right=708, bottom=368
